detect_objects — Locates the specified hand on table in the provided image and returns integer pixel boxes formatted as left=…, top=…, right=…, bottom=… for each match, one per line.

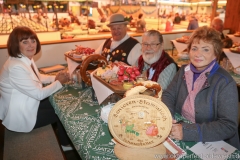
left=169, top=119, right=183, bottom=140
left=55, top=70, right=70, bottom=84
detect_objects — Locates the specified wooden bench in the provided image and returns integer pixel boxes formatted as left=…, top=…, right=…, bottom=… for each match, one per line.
left=3, top=125, right=65, bottom=160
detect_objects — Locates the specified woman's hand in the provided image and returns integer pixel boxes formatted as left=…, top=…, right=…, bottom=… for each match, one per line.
left=169, top=119, right=183, bottom=140
left=55, top=70, right=70, bottom=84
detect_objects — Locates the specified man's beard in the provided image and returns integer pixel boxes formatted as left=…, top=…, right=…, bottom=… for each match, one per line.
left=142, top=50, right=162, bottom=65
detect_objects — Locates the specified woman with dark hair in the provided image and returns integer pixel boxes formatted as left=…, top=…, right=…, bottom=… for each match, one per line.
left=162, top=26, right=240, bottom=149
left=0, top=26, right=72, bottom=151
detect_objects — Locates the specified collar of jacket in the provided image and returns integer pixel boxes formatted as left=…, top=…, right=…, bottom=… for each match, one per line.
left=208, top=63, right=220, bottom=78
left=182, top=63, right=220, bottom=89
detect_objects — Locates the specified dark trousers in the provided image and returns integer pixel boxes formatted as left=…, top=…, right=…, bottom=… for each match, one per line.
left=33, top=98, right=70, bottom=146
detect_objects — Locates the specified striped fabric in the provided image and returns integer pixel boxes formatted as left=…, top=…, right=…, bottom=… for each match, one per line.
left=157, top=63, right=177, bottom=90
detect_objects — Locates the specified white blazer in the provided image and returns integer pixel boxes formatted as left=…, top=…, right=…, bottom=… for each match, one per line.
left=0, top=55, right=62, bottom=132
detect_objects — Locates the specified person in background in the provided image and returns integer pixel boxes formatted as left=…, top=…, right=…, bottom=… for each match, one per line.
left=69, top=12, right=81, bottom=25
left=136, top=13, right=146, bottom=33
left=211, top=17, right=226, bottom=39
left=162, top=26, right=240, bottom=149
left=187, top=15, right=199, bottom=30
left=165, top=14, right=174, bottom=32
left=173, top=13, right=181, bottom=24
left=87, top=19, right=96, bottom=29
left=180, top=12, right=186, bottom=21
left=0, top=26, right=73, bottom=151
left=137, top=30, right=177, bottom=90
left=83, top=9, right=89, bottom=16
left=95, top=13, right=141, bottom=66
left=211, top=17, right=233, bottom=48
left=59, top=17, right=71, bottom=28
left=211, top=17, right=233, bottom=62
left=100, top=14, right=107, bottom=23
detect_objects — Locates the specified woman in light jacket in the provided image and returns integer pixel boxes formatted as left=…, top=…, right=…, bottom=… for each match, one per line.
left=162, top=26, right=240, bottom=149
left=0, top=26, right=71, bottom=148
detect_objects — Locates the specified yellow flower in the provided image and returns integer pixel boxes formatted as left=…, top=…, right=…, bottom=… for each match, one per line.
left=122, top=53, right=126, bottom=56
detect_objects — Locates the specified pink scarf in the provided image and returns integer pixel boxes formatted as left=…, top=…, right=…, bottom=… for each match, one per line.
left=182, top=62, right=215, bottom=123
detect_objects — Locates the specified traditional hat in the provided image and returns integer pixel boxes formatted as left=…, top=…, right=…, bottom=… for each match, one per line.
left=107, top=13, right=129, bottom=27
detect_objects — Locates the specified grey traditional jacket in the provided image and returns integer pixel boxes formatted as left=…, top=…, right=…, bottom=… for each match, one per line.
left=162, top=63, right=240, bottom=150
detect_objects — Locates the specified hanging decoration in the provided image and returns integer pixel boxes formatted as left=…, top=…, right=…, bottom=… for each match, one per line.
left=109, top=6, right=120, bottom=14
left=141, top=7, right=157, bottom=15
left=121, top=6, right=141, bottom=14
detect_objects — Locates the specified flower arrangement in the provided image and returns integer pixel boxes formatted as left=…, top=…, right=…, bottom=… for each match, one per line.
left=124, top=16, right=133, bottom=22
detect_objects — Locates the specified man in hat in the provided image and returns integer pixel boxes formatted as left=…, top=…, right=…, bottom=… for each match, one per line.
left=95, top=13, right=141, bottom=66
left=137, top=30, right=177, bottom=90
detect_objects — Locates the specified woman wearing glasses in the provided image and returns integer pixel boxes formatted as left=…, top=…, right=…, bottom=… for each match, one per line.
left=137, top=30, right=178, bottom=90
left=162, top=26, right=240, bottom=149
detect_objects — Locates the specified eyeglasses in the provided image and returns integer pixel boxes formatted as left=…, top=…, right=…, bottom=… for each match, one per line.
left=141, top=43, right=161, bottom=48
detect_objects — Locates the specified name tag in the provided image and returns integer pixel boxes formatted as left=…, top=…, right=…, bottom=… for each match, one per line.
left=185, top=65, right=190, bottom=72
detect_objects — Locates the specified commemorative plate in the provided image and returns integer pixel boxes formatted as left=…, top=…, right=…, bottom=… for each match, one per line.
left=108, top=95, right=172, bottom=149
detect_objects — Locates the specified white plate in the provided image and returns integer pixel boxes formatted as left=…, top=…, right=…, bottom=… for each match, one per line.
left=177, top=53, right=189, bottom=60
left=233, top=68, right=240, bottom=75
left=100, top=103, right=115, bottom=123
left=73, top=54, right=83, bottom=58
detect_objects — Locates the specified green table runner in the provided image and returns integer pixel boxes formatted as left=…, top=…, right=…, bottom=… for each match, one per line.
left=49, top=85, right=240, bottom=160
left=229, top=70, right=240, bottom=86
left=50, top=85, right=117, bottom=159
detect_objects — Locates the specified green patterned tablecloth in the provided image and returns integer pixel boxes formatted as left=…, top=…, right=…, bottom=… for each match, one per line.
left=229, top=71, right=240, bottom=86
left=49, top=85, right=240, bottom=160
